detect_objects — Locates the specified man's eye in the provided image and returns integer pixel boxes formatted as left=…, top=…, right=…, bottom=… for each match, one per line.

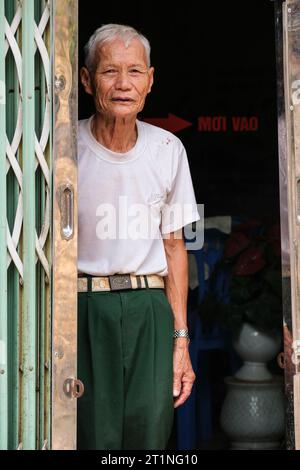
left=103, top=69, right=117, bottom=74
left=129, top=69, right=142, bottom=74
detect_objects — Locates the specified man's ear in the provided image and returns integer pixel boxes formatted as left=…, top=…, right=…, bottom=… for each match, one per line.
left=80, top=67, right=93, bottom=95
left=147, top=67, right=154, bottom=94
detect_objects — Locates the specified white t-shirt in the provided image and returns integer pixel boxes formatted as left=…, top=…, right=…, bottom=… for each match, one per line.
left=78, top=115, right=200, bottom=276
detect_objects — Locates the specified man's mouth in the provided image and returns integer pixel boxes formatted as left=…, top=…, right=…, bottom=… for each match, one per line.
left=111, top=97, right=134, bottom=103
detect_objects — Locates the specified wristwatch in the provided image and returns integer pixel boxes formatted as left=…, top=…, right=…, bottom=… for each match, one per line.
left=173, top=329, right=190, bottom=340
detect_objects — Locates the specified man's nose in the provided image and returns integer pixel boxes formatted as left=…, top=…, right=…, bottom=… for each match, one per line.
left=115, top=71, right=132, bottom=90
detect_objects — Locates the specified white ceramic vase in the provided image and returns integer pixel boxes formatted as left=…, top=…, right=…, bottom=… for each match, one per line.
left=220, top=322, right=285, bottom=449
left=233, top=322, right=282, bottom=381
left=220, top=377, right=285, bottom=449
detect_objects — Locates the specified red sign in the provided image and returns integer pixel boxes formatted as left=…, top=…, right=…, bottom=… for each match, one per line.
left=143, top=114, right=192, bottom=133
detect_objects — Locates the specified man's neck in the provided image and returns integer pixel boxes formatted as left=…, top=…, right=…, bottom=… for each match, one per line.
left=91, top=113, right=138, bottom=153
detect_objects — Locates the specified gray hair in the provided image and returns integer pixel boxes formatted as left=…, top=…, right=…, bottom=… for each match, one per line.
left=84, top=23, right=151, bottom=71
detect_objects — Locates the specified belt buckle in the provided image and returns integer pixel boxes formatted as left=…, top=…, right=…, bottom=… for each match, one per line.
left=109, top=274, right=132, bottom=291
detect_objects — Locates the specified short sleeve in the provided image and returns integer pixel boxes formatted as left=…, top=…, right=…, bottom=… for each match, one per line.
left=160, top=142, right=200, bottom=235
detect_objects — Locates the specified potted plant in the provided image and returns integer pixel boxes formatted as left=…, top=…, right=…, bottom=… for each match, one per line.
left=200, top=219, right=283, bottom=336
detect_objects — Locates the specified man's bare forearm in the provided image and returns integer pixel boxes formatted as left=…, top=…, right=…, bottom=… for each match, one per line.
left=163, top=231, right=188, bottom=330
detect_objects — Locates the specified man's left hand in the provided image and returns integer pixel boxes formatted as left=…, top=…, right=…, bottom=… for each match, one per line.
left=172, top=338, right=196, bottom=408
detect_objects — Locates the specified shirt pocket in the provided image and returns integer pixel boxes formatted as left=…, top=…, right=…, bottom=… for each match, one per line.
left=147, top=193, right=166, bottom=235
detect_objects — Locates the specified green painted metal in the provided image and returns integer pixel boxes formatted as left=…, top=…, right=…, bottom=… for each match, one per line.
left=0, top=0, right=8, bottom=451
left=46, top=6, right=52, bottom=448
left=6, top=0, right=20, bottom=449
left=35, top=0, right=44, bottom=449
left=34, top=2, right=51, bottom=448
left=21, top=0, right=37, bottom=449
left=1, top=0, right=52, bottom=450
left=6, top=17, right=21, bottom=451
left=35, top=0, right=50, bottom=449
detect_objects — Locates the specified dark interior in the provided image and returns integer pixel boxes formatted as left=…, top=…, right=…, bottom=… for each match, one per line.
left=79, top=0, right=279, bottom=219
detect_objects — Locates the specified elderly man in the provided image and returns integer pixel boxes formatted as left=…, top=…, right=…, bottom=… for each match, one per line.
left=77, top=24, right=200, bottom=450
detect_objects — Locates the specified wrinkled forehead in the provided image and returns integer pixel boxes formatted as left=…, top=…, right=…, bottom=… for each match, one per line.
left=93, top=37, right=148, bottom=68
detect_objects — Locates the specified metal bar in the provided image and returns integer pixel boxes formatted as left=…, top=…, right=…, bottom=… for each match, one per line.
left=6, top=0, right=20, bottom=450
left=46, top=7, right=51, bottom=449
left=283, top=0, right=300, bottom=450
left=274, top=0, right=295, bottom=450
left=35, top=0, right=43, bottom=448
left=0, top=0, right=8, bottom=451
left=33, top=0, right=52, bottom=449
left=21, top=0, right=37, bottom=449
left=52, top=0, right=78, bottom=450
left=45, top=3, right=52, bottom=447
left=294, top=373, right=300, bottom=449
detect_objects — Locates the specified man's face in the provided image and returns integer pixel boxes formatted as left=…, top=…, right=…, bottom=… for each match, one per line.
left=81, top=38, right=154, bottom=119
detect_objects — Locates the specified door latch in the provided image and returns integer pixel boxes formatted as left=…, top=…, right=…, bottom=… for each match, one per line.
left=63, top=378, right=84, bottom=398
left=58, top=183, right=74, bottom=240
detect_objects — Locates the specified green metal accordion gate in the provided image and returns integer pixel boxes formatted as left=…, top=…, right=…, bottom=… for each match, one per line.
left=0, top=0, right=52, bottom=450
left=0, top=0, right=78, bottom=450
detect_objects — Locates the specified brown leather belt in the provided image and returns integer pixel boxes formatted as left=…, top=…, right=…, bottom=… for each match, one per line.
left=78, top=274, right=165, bottom=292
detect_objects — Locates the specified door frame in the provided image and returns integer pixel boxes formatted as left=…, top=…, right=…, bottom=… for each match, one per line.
left=281, top=0, right=300, bottom=450
left=51, top=0, right=80, bottom=450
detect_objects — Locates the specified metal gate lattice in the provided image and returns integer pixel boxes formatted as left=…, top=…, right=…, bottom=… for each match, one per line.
left=0, top=0, right=51, bottom=450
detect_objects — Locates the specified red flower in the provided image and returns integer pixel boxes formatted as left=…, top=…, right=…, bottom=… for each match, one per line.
left=224, top=232, right=251, bottom=259
left=233, top=246, right=266, bottom=276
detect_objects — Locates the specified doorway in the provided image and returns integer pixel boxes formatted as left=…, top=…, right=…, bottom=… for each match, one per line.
left=78, top=0, right=285, bottom=450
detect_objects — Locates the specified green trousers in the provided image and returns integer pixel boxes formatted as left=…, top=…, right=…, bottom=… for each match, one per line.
left=77, top=284, right=174, bottom=450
